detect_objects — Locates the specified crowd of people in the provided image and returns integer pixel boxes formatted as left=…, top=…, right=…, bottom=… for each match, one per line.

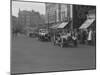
left=12, top=26, right=96, bottom=47
left=78, top=28, right=96, bottom=46
left=51, top=28, right=96, bottom=47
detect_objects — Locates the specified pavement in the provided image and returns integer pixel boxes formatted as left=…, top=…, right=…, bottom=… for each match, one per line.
left=11, top=35, right=96, bottom=74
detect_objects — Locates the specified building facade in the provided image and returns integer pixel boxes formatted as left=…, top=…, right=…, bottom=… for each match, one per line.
left=46, top=3, right=72, bottom=24
left=18, top=9, right=45, bottom=28
left=46, top=3, right=59, bottom=23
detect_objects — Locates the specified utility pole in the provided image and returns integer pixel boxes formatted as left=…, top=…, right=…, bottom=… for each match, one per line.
left=67, top=4, right=70, bottom=22
left=45, top=3, right=49, bottom=29
left=67, top=4, right=73, bottom=31
left=48, top=13, right=49, bottom=29
left=58, top=4, right=61, bottom=22
left=71, top=5, right=73, bottom=31
left=55, top=10, right=57, bottom=23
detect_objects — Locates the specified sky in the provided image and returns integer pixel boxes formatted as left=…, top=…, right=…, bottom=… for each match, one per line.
left=12, top=1, right=46, bottom=17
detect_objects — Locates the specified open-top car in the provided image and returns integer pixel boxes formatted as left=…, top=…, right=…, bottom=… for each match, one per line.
left=53, top=32, right=75, bottom=47
left=38, top=29, right=51, bottom=41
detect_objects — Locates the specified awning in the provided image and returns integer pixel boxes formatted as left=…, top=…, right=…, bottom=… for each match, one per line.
left=57, top=22, right=69, bottom=28
left=50, top=23, right=60, bottom=29
left=79, top=19, right=95, bottom=29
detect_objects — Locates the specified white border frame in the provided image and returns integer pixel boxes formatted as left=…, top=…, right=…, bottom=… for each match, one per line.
left=0, top=0, right=100, bottom=75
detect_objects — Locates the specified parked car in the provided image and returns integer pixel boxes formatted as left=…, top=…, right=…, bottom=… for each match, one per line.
left=38, top=29, right=51, bottom=41
left=53, top=33, right=74, bottom=47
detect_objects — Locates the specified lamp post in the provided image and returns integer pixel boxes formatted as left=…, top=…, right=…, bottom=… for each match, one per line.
left=47, top=13, right=49, bottom=29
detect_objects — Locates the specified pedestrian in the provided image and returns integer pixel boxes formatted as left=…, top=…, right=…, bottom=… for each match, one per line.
left=79, top=29, right=83, bottom=44
left=87, top=28, right=93, bottom=45
left=82, top=30, right=87, bottom=44
left=92, top=30, right=96, bottom=46
left=72, top=30, right=78, bottom=47
left=53, top=32, right=57, bottom=45
left=72, top=34, right=77, bottom=47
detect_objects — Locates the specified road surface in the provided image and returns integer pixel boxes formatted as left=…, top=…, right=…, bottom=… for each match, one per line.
left=11, top=35, right=96, bottom=74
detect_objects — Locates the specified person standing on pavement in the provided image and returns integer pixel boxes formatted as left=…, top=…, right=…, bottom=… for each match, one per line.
left=72, top=29, right=78, bottom=47
left=82, top=30, right=87, bottom=44
left=87, top=28, right=93, bottom=45
left=92, top=30, right=96, bottom=46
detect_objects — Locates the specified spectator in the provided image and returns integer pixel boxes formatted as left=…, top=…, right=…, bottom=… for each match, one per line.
left=81, top=29, right=88, bottom=44
left=92, top=30, right=96, bottom=46
left=87, top=28, right=93, bottom=45
left=72, top=31, right=78, bottom=47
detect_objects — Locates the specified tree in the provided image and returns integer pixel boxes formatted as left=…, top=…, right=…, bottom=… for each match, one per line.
left=12, top=15, right=24, bottom=35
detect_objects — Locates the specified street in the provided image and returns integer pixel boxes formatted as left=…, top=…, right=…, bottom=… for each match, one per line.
left=11, top=35, right=96, bottom=74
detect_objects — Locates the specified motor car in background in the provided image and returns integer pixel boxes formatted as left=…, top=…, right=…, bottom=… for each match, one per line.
left=38, top=29, right=51, bottom=41
left=29, top=31, right=38, bottom=38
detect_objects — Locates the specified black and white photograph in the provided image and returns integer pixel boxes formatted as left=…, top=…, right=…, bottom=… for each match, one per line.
left=11, top=0, right=96, bottom=74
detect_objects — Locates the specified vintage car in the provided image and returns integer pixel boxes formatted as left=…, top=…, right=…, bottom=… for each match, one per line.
left=38, top=29, right=51, bottom=41
left=53, top=33, right=74, bottom=47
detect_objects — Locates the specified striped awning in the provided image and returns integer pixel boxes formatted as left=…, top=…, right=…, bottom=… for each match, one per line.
left=50, top=23, right=60, bottom=29
left=57, top=22, right=69, bottom=28
left=79, top=19, right=95, bottom=29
